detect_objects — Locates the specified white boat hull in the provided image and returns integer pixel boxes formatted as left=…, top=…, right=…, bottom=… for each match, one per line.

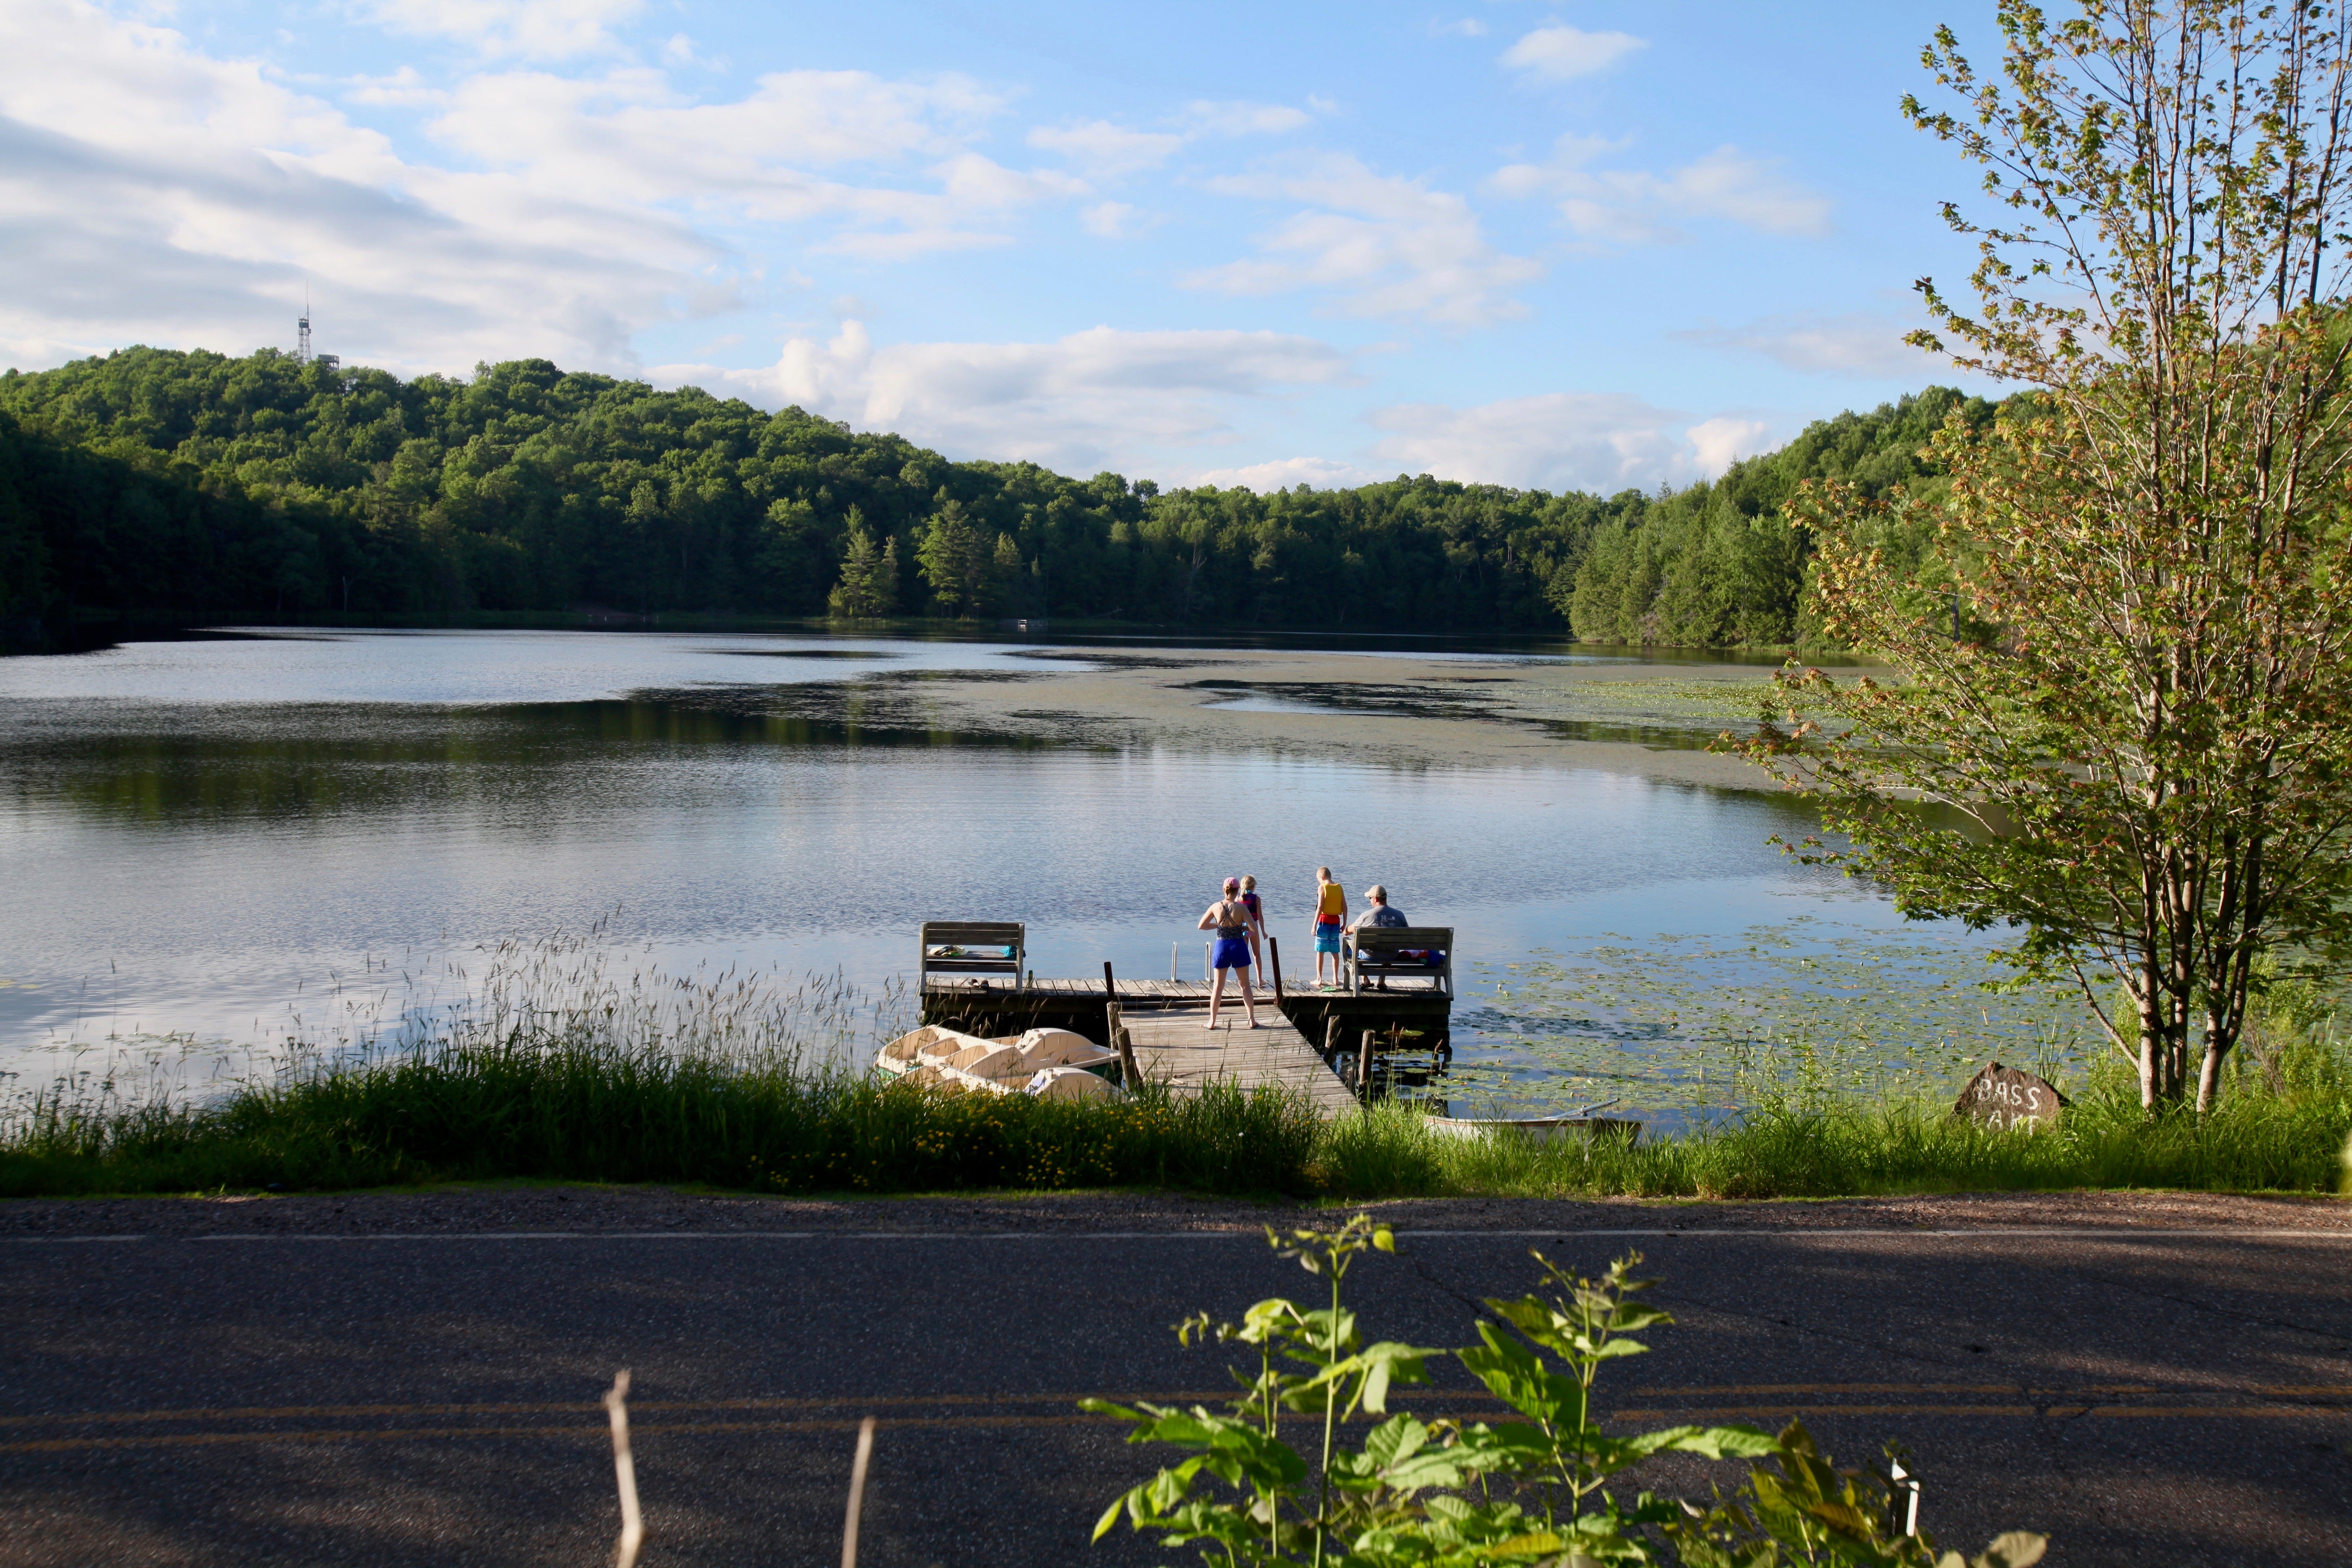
left=875, top=1025, right=1121, bottom=1097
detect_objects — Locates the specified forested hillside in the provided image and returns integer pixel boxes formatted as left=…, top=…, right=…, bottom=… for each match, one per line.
left=0, top=347, right=1989, bottom=645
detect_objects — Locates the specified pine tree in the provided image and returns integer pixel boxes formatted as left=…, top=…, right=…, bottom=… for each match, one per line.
left=827, top=509, right=897, bottom=619
left=916, top=498, right=979, bottom=615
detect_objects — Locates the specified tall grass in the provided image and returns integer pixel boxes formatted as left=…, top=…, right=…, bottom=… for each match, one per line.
left=1311, top=1088, right=2352, bottom=1199
left=1, top=1026, right=1320, bottom=1199
left=1316, top=1008, right=2352, bottom=1199
left=5, top=936, right=2346, bottom=1202
left=8, top=1041, right=2342, bottom=1200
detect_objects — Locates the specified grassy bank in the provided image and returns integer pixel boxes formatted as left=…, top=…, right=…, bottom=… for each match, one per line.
left=4, top=1027, right=2346, bottom=1200
left=1318, top=1091, right=2351, bottom=1199
left=0, top=1032, right=1318, bottom=1199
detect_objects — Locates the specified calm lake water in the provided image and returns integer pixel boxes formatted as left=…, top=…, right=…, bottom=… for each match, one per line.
left=0, top=629, right=2084, bottom=1121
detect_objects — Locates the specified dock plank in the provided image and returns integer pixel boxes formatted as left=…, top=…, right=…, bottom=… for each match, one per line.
left=1119, top=1006, right=1358, bottom=1118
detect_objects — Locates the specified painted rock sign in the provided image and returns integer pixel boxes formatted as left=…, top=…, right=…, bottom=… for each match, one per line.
left=1955, top=1062, right=2068, bottom=1132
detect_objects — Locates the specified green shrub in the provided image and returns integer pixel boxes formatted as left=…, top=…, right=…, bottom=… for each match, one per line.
left=1087, top=1216, right=2045, bottom=1566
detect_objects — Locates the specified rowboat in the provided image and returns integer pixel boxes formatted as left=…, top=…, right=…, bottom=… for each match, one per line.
left=1423, top=1114, right=1641, bottom=1145
left=874, top=1024, right=1122, bottom=1101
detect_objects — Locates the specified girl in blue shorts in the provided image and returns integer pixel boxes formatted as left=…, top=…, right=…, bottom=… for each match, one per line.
left=1195, top=877, right=1261, bottom=1029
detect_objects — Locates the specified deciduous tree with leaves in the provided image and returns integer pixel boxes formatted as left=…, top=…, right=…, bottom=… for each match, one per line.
left=1735, top=0, right=2352, bottom=1112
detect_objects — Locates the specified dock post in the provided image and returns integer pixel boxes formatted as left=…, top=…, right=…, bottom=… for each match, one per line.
left=1105, top=962, right=1141, bottom=1090
left=1269, top=937, right=1284, bottom=1004
left=1323, top=1015, right=1339, bottom=1062
left=1357, top=1029, right=1375, bottom=1095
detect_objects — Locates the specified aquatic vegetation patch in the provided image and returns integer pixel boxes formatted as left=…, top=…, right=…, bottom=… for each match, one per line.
left=701, top=647, right=905, bottom=660
left=1450, top=918, right=2101, bottom=1123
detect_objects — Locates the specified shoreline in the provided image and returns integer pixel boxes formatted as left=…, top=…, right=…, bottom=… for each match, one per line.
left=3, top=1184, right=2342, bottom=1238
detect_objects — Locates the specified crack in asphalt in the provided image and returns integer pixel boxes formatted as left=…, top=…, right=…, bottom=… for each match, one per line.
left=2073, top=1279, right=2352, bottom=1352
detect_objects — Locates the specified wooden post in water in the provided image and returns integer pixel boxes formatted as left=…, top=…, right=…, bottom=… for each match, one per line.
left=1357, top=1029, right=1376, bottom=1095
left=1269, top=937, right=1284, bottom=1004
left=1105, top=961, right=1141, bottom=1089
left=1323, top=1014, right=1339, bottom=1061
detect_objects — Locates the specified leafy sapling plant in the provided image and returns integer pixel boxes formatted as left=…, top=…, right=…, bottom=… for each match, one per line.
left=1085, top=1214, right=1448, bottom=1568
left=1087, top=1217, right=2048, bottom=1568
left=1444, top=1252, right=1779, bottom=1561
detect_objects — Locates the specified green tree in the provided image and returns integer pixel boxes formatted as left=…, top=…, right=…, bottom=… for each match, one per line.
left=1736, top=0, right=2352, bottom=1112
left=826, top=509, right=897, bottom=619
left=915, top=497, right=981, bottom=616
left=990, top=531, right=1024, bottom=614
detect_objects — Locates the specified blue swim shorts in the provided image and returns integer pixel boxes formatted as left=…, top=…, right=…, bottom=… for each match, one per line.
left=1313, top=921, right=1342, bottom=955
left=1212, top=936, right=1253, bottom=970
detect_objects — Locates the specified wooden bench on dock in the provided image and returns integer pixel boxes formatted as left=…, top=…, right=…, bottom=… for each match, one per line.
left=918, top=921, right=1024, bottom=989
left=1344, top=926, right=1453, bottom=998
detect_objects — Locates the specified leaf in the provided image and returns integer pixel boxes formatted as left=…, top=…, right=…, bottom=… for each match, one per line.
left=1360, top=1413, right=1427, bottom=1469
left=1621, top=1424, right=1778, bottom=1461
left=1481, top=1532, right=1568, bottom=1560
left=1974, top=1532, right=2049, bottom=1568
left=1355, top=1340, right=1436, bottom=1413
left=1459, top=1325, right=1579, bottom=1425
left=1379, top=1449, right=1470, bottom=1493
left=1583, top=1338, right=1651, bottom=1362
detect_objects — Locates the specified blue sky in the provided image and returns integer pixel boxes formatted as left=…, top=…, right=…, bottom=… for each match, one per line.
left=1, top=1, right=1999, bottom=490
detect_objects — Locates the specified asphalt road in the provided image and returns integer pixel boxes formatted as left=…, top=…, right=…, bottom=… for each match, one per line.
left=2, top=1218, right=2347, bottom=1567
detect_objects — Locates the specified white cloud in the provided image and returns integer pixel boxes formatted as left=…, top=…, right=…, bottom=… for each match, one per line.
left=1676, top=310, right=1938, bottom=378
left=353, top=0, right=647, bottom=60
left=1190, top=154, right=1543, bottom=327
left=1027, top=119, right=1184, bottom=178
left=1685, top=415, right=1769, bottom=475
left=1081, top=201, right=1163, bottom=239
left=1491, top=135, right=1832, bottom=243
left=345, top=65, right=443, bottom=107
left=0, top=3, right=1092, bottom=377
left=0, top=1, right=695, bottom=373
left=1024, top=100, right=1310, bottom=182
left=659, top=322, right=1359, bottom=474
left=426, top=66, right=1006, bottom=191
left=1501, top=25, right=1645, bottom=81
left=1182, top=455, right=1379, bottom=490
left=1182, top=99, right=1313, bottom=136
left=1365, top=392, right=1763, bottom=491
left=1433, top=19, right=1488, bottom=40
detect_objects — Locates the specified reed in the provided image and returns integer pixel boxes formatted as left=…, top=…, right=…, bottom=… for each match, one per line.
left=0, top=1033, right=1321, bottom=1198
left=1310, top=1081, right=2352, bottom=1200
left=8, top=1039, right=2342, bottom=1199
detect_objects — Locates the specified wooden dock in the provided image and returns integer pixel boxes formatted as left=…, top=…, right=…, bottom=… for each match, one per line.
left=921, top=977, right=1450, bottom=1050
left=909, top=917, right=1454, bottom=1117
left=1117, top=1006, right=1359, bottom=1117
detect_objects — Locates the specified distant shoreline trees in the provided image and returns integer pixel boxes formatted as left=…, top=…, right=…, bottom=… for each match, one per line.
left=0, top=346, right=1983, bottom=646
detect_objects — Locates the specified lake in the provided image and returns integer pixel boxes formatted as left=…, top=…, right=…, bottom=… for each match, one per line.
left=0, top=629, right=2090, bottom=1123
